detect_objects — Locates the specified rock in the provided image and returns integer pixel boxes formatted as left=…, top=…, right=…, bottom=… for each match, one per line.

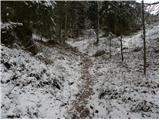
left=42, top=69, right=46, bottom=73
left=11, top=75, right=18, bottom=81
left=94, top=50, right=106, bottom=57
left=152, top=90, right=156, bottom=95
left=71, top=114, right=78, bottom=119
left=33, top=112, right=38, bottom=118
left=99, top=91, right=106, bottom=99
left=21, top=64, right=25, bottom=68
left=7, top=114, right=20, bottom=118
left=16, top=83, right=20, bottom=86
left=12, top=62, right=17, bottom=66
left=142, top=90, right=147, bottom=93
left=52, top=81, right=61, bottom=90
left=123, top=47, right=128, bottom=50
left=1, top=79, right=10, bottom=84
left=29, top=73, right=40, bottom=80
left=95, top=110, right=99, bottom=113
left=128, top=97, right=131, bottom=100
left=4, top=62, right=12, bottom=69
left=60, top=103, right=67, bottom=107
left=133, top=47, right=141, bottom=52
left=43, top=81, right=51, bottom=85
left=131, top=100, right=152, bottom=112
left=69, top=82, right=74, bottom=85
left=90, top=105, right=93, bottom=109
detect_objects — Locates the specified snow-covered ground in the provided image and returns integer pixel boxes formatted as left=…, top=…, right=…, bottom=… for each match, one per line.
left=67, top=22, right=159, bottom=118
left=1, top=43, right=82, bottom=118
left=1, top=22, right=159, bottom=118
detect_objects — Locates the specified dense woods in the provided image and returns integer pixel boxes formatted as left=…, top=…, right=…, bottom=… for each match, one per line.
left=2, top=1, right=142, bottom=45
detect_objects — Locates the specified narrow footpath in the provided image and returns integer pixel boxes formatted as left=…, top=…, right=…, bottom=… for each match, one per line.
left=68, top=54, right=94, bottom=119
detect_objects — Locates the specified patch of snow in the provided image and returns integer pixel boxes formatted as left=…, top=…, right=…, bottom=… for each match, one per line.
left=32, top=34, right=49, bottom=42
left=1, top=22, right=23, bottom=29
left=145, top=2, right=159, bottom=15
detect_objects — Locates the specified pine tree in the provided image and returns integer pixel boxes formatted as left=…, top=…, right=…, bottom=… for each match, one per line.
left=1, top=1, right=56, bottom=49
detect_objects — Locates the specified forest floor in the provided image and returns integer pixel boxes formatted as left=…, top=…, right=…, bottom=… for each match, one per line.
left=67, top=22, right=159, bottom=119
left=1, top=22, right=159, bottom=118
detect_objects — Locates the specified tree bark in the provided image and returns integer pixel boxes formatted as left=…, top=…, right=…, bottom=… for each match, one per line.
left=120, top=35, right=124, bottom=62
left=142, top=0, right=146, bottom=75
left=96, top=2, right=99, bottom=44
left=109, top=34, right=112, bottom=58
left=64, top=2, right=68, bottom=42
left=59, top=22, right=62, bottom=43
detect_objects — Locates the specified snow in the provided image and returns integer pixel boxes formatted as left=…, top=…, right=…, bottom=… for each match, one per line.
left=67, top=22, right=159, bottom=118
left=145, top=2, right=159, bottom=15
left=1, top=21, right=159, bottom=118
left=34, top=1, right=56, bottom=8
left=1, top=43, right=81, bottom=118
left=32, top=34, right=49, bottom=42
left=1, top=22, right=23, bottom=29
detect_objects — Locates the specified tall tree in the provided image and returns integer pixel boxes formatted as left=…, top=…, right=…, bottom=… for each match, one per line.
left=95, top=1, right=100, bottom=44
left=1, top=1, right=56, bottom=48
left=64, top=1, right=68, bottom=41
left=101, top=1, right=141, bottom=61
left=120, top=35, right=124, bottom=62
left=54, top=1, right=65, bottom=43
left=142, top=0, right=146, bottom=75
left=108, top=32, right=113, bottom=58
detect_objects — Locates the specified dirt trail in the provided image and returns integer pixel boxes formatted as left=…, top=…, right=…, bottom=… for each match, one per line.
left=68, top=54, right=94, bottom=119
left=40, top=42, right=94, bottom=118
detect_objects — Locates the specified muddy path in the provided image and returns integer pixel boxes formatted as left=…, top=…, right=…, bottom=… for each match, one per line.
left=68, top=54, right=94, bottom=119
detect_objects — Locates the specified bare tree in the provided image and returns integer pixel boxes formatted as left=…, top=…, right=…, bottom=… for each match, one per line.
left=108, top=32, right=113, bottom=58
left=64, top=1, right=68, bottom=42
left=95, top=1, right=100, bottom=44
left=142, top=0, right=146, bottom=75
left=120, top=35, right=124, bottom=62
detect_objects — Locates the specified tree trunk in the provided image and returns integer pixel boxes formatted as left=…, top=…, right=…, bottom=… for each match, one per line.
left=59, top=22, right=62, bottom=43
left=64, top=2, right=68, bottom=42
left=109, top=35, right=112, bottom=58
left=142, top=0, right=146, bottom=75
left=120, top=35, right=124, bottom=62
left=96, top=2, right=99, bottom=44
left=40, top=29, right=42, bottom=41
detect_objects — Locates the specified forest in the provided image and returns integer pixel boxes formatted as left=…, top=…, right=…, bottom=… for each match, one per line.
left=1, top=0, right=159, bottom=119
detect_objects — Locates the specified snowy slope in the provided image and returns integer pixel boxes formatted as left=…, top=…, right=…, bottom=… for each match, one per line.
left=67, top=22, right=159, bottom=119
left=1, top=43, right=81, bottom=118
